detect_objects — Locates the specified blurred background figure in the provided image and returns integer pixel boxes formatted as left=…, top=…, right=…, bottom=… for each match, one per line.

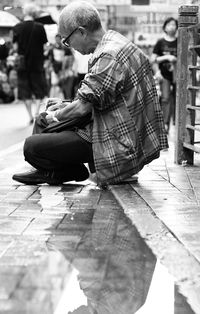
left=12, top=2, right=48, bottom=124
left=151, top=17, right=178, bottom=134
left=6, top=40, right=19, bottom=104
left=58, top=46, right=76, bottom=100
left=73, top=50, right=91, bottom=96
left=0, top=37, right=14, bottom=104
left=0, top=37, right=9, bottom=63
left=48, top=33, right=75, bottom=99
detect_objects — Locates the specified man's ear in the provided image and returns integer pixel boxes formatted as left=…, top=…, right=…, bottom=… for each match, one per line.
left=79, top=26, right=87, bottom=37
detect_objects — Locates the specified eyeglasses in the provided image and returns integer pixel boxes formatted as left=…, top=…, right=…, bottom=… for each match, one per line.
left=62, top=26, right=86, bottom=47
left=62, top=27, right=79, bottom=47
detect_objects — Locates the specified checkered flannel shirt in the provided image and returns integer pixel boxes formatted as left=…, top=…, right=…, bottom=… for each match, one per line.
left=77, top=30, right=168, bottom=185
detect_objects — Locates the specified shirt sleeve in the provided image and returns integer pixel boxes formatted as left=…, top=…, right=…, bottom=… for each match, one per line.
left=153, top=39, right=162, bottom=56
left=77, top=53, right=125, bottom=111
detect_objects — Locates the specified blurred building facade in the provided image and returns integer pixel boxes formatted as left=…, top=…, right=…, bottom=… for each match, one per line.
left=0, top=0, right=199, bottom=47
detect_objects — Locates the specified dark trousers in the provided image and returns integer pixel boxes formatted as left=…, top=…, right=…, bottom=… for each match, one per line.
left=24, top=127, right=94, bottom=179
left=160, top=78, right=176, bottom=127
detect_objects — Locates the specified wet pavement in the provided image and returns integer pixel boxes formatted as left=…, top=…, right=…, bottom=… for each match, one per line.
left=0, top=133, right=200, bottom=314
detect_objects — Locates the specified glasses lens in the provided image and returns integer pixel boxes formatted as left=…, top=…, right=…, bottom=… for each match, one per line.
left=62, top=38, right=69, bottom=47
left=62, top=27, right=79, bottom=47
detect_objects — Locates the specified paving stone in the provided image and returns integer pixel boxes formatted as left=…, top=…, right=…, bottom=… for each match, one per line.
left=0, top=207, right=18, bottom=216
left=3, top=190, right=35, bottom=201
left=0, top=239, right=13, bottom=255
left=0, top=274, right=22, bottom=299
left=0, top=217, right=32, bottom=235
left=0, top=299, right=26, bottom=314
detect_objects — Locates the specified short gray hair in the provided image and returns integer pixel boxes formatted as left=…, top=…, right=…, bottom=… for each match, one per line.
left=58, top=1, right=102, bottom=35
left=23, top=3, right=40, bottom=19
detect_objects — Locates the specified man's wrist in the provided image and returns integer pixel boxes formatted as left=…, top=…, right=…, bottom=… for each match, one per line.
left=52, top=110, right=59, bottom=122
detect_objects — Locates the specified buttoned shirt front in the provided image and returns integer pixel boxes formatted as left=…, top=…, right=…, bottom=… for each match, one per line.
left=77, top=30, right=168, bottom=185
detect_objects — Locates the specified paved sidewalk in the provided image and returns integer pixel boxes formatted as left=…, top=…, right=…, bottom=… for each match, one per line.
left=111, top=140, right=200, bottom=314
left=0, top=133, right=200, bottom=313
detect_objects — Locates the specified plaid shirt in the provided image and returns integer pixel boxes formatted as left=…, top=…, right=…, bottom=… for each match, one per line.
left=77, top=30, right=168, bottom=185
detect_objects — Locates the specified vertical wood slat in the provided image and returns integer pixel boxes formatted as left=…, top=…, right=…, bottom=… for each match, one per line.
left=174, top=5, right=199, bottom=164
left=184, top=22, right=198, bottom=164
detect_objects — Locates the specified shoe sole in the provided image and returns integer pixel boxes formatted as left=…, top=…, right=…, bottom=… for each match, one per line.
left=12, top=175, right=46, bottom=185
left=12, top=175, right=89, bottom=185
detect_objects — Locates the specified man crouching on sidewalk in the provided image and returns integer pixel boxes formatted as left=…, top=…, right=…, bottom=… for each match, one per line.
left=12, top=1, right=168, bottom=187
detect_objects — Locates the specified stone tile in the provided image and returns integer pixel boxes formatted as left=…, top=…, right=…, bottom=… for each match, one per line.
left=22, top=217, right=61, bottom=235
left=0, top=207, right=18, bottom=216
left=0, top=240, right=13, bottom=256
left=4, top=240, right=47, bottom=258
left=0, top=217, right=32, bottom=235
left=2, top=190, right=35, bottom=201
left=0, top=255, right=42, bottom=266
left=0, top=299, right=26, bottom=314
left=0, top=274, right=22, bottom=299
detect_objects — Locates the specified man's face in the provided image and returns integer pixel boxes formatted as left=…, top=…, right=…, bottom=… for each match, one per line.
left=61, top=27, right=89, bottom=55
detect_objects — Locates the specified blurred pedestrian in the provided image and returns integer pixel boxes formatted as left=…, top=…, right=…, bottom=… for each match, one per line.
left=73, top=50, right=91, bottom=96
left=12, top=1, right=168, bottom=187
left=6, top=41, right=19, bottom=104
left=0, top=40, right=14, bottom=104
left=12, top=3, right=48, bottom=124
left=0, top=69, right=14, bottom=104
left=59, top=47, right=76, bottom=100
left=48, top=34, right=75, bottom=99
left=151, top=17, right=178, bottom=134
left=0, top=38, right=9, bottom=64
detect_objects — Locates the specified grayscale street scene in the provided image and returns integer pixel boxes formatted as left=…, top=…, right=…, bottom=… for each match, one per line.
left=0, top=0, right=200, bottom=313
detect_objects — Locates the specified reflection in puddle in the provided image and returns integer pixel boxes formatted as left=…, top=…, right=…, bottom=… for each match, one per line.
left=137, top=261, right=174, bottom=314
left=54, top=262, right=175, bottom=314
left=48, top=191, right=175, bottom=314
left=48, top=191, right=156, bottom=313
left=55, top=268, right=87, bottom=314
left=38, top=186, right=64, bottom=209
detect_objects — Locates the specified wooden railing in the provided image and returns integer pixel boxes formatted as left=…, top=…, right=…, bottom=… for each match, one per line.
left=175, top=5, right=200, bottom=165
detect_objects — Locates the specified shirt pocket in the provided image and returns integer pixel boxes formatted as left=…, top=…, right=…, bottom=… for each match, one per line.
left=110, top=129, right=136, bottom=157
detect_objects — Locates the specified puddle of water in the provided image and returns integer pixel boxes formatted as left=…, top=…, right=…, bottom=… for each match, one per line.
left=48, top=192, right=189, bottom=314
left=54, top=260, right=175, bottom=314
left=38, top=186, right=64, bottom=209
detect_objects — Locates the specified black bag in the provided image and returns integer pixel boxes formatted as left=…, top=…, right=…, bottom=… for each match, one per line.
left=15, top=54, right=26, bottom=71
left=33, top=112, right=92, bottom=134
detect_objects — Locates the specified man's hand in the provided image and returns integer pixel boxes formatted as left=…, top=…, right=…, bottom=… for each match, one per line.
left=46, top=110, right=60, bottom=124
left=47, top=101, right=70, bottom=112
left=45, top=98, right=62, bottom=111
left=55, top=99, right=92, bottom=122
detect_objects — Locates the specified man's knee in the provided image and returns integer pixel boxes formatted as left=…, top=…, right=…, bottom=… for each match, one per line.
left=24, top=135, right=40, bottom=159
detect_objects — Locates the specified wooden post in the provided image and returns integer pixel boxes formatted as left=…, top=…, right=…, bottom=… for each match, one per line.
left=174, top=5, right=199, bottom=164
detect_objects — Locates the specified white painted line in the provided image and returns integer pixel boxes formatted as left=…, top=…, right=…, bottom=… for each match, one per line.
left=0, top=163, right=27, bottom=174
left=0, top=141, right=27, bottom=174
left=0, top=141, right=24, bottom=158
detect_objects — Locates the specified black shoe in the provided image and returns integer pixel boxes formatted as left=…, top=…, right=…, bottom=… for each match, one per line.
left=12, top=168, right=89, bottom=185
